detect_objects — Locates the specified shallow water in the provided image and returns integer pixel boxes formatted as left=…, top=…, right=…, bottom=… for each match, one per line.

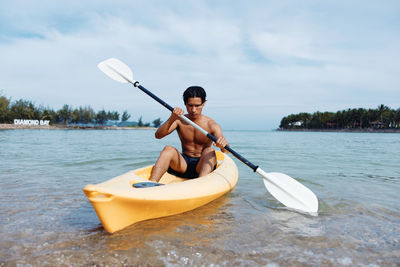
left=0, top=129, right=399, bottom=266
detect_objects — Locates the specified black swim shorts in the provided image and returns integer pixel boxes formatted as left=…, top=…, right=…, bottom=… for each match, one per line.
left=167, top=153, right=216, bottom=179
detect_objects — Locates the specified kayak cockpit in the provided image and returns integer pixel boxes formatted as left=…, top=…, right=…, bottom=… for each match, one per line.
left=132, top=151, right=225, bottom=185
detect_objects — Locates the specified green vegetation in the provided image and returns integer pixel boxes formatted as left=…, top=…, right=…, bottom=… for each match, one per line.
left=121, top=110, right=131, bottom=122
left=280, top=105, right=400, bottom=130
left=152, top=118, right=162, bottom=128
left=0, top=94, right=163, bottom=127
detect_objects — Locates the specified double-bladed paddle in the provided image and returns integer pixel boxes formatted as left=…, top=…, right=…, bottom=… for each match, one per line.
left=98, top=58, right=319, bottom=214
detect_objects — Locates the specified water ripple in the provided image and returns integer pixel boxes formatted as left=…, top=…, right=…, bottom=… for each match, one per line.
left=1, top=130, right=399, bottom=266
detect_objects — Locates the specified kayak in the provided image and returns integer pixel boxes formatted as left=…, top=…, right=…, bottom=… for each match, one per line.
left=83, top=151, right=238, bottom=233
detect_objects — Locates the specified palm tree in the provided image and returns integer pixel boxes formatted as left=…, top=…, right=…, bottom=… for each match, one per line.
left=377, top=104, right=389, bottom=123
left=10, top=99, right=36, bottom=120
left=121, top=110, right=131, bottom=122
left=58, top=104, right=72, bottom=124
left=152, top=118, right=162, bottom=128
left=0, top=95, right=10, bottom=123
left=396, top=108, right=400, bottom=128
left=95, top=110, right=108, bottom=125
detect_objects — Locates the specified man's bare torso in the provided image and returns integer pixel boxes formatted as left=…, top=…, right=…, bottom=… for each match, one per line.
left=176, top=114, right=215, bottom=157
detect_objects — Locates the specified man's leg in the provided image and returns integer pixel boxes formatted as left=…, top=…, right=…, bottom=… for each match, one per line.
left=196, top=147, right=217, bottom=177
left=150, top=146, right=187, bottom=182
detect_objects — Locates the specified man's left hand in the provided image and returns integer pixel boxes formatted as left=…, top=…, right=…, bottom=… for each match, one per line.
left=215, top=136, right=229, bottom=153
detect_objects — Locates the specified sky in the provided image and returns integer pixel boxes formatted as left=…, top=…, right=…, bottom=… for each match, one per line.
left=0, top=0, right=399, bottom=130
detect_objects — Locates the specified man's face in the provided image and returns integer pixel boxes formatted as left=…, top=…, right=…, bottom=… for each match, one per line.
left=185, top=97, right=205, bottom=120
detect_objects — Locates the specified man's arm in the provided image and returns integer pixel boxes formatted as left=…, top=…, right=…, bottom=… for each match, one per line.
left=210, top=121, right=229, bottom=153
left=155, top=107, right=184, bottom=139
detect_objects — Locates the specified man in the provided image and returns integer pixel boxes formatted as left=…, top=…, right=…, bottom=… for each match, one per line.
left=149, top=86, right=229, bottom=182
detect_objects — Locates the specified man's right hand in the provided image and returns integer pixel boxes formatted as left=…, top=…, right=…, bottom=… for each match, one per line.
left=171, top=107, right=184, bottom=121
left=155, top=107, right=183, bottom=139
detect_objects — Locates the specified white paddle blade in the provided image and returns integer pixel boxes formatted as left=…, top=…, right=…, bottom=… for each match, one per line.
left=256, top=169, right=318, bottom=213
left=98, top=58, right=134, bottom=83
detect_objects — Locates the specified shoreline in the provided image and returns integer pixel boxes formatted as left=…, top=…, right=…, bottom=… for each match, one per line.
left=0, top=124, right=156, bottom=130
left=277, top=128, right=400, bottom=133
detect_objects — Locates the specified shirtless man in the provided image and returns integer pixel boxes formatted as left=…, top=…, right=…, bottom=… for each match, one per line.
left=149, top=86, right=228, bottom=182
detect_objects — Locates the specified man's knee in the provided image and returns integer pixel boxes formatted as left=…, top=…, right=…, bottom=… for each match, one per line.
left=161, top=145, right=177, bottom=157
left=162, top=145, right=175, bottom=152
left=201, top=147, right=216, bottom=159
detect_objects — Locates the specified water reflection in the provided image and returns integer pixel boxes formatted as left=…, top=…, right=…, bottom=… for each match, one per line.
left=103, top=196, right=232, bottom=251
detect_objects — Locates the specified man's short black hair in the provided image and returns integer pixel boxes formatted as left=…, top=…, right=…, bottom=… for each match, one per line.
left=183, top=86, right=206, bottom=104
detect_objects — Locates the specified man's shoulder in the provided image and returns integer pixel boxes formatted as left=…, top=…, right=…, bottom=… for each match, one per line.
left=203, top=115, right=221, bottom=130
left=199, top=114, right=214, bottom=123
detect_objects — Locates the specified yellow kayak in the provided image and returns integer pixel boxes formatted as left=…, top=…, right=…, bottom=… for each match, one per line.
left=83, top=151, right=238, bottom=233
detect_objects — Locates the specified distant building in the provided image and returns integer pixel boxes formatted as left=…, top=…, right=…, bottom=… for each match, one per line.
left=117, top=121, right=138, bottom=127
left=104, top=120, right=119, bottom=127
left=370, top=121, right=384, bottom=129
left=289, top=121, right=303, bottom=127
left=326, top=122, right=337, bottom=128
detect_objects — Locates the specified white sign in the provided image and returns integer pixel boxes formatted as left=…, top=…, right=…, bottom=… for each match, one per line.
left=14, top=119, right=50, bottom=126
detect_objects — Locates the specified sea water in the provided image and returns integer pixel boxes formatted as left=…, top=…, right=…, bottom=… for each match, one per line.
left=0, top=129, right=399, bottom=266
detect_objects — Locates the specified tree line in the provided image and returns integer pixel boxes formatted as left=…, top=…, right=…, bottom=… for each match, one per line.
left=280, top=105, right=400, bottom=129
left=0, top=94, right=162, bottom=127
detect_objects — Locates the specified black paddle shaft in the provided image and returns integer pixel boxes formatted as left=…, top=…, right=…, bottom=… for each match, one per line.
left=134, top=82, right=259, bottom=172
